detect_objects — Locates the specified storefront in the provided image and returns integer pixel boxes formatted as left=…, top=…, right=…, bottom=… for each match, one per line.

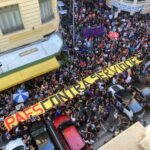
left=0, top=32, right=63, bottom=91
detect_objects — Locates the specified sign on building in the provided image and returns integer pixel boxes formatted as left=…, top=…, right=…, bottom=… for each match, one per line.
left=112, top=0, right=144, bottom=12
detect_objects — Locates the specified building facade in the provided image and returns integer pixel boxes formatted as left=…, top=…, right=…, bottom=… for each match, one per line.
left=106, top=0, right=150, bottom=14
left=0, top=0, right=60, bottom=52
left=0, top=0, right=63, bottom=91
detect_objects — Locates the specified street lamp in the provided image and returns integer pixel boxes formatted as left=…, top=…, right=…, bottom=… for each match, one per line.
left=72, top=0, right=75, bottom=49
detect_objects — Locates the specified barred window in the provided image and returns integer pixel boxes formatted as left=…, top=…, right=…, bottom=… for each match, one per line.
left=0, top=5, right=24, bottom=35
left=39, top=0, right=54, bottom=23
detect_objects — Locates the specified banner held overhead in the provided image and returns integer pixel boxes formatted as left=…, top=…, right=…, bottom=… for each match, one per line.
left=4, top=56, right=142, bottom=131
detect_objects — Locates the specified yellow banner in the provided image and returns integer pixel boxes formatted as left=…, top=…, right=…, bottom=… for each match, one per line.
left=4, top=57, right=142, bottom=131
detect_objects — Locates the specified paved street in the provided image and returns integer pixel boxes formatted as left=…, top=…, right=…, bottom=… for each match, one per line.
left=0, top=0, right=150, bottom=150
left=143, top=110, right=150, bottom=131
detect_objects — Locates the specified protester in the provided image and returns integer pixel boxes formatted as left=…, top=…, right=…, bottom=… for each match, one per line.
left=0, top=0, right=150, bottom=149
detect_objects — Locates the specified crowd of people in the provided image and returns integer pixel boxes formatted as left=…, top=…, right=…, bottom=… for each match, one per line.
left=0, top=0, right=150, bottom=149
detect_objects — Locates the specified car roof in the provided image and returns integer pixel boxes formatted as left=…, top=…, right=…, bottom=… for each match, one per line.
left=142, top=87, right=150, bottom=97
left=112, top=85, right=123, bottom=92
left=115, top=90, right=132, bottom=101
left=109, top=84, right=124, bottom=91
left=29, top=122, right=45, bottom=132
left=62, top=126, right=85, bottom=150
left=39, top=138, right=55, bottom=150
left=108, top=84, right=124, bottom=96
left=30, top=122, right=55, bottom=150
left=131, top=81, right=147, bottom=91
left=5, top=138, right=25, bottom=150
left=128, top=100, right=142, bottom=113
left=53, top=115, right=70, bottom=129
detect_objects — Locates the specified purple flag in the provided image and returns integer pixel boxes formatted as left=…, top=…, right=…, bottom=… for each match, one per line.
left=83, top=26, right=105, bottom=38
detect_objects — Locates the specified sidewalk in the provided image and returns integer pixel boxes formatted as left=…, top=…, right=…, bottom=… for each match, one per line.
left=92, top=130, right=113, bottom=150
left=92, top=108, right=117, bottom=149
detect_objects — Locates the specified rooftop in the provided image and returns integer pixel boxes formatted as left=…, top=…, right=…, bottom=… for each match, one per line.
left=98, top=122, right=150, bottom=150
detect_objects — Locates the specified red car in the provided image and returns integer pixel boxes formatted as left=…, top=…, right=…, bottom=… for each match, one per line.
left=53, top=115, right=89, bottom=150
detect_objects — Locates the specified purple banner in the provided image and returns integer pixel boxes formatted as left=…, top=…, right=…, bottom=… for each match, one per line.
left=83, top=26, right=105, bottom=38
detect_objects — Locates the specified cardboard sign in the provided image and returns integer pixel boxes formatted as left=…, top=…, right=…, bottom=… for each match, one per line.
left=4, top=57, right=142, bottom=131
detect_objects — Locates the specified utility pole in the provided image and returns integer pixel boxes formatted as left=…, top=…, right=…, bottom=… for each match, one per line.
left=111, top=0, right=114, bottom=14
left=72, top=0, right=75, bottom=49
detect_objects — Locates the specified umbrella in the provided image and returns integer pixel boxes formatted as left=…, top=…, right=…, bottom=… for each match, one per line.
left=13, top=89, right=29, bottom=103
left=108, top=31, right=119, bottom=40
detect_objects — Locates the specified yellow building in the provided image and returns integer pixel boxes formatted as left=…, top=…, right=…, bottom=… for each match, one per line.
left=0, top=0, right=60, bottom=52
left=0, top=0, right=63, bottom=91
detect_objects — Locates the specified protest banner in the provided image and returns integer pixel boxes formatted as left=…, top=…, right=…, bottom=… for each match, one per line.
left=112, top=0, right=144, bottom=12
left=4, top=56, right=142, bottom=131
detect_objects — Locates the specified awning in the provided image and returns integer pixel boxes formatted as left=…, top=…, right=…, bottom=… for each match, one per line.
left=0, top=57, right=60, bottom=91
left=0, top=32, right=63, bottom=75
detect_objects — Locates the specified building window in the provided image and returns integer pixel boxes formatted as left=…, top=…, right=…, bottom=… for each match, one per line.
left=0, top=5, right=24, bottom=35
left=39, top=0, right=54, bottom=23
left=127, top=0, right=134, bottom=2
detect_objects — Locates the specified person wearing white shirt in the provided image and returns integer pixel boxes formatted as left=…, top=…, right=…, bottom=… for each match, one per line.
left=112, top=75, right=118, bottom=84
left=98, top=82, right=104, bottom=91
left=125, top=75, right=132, bottom=84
